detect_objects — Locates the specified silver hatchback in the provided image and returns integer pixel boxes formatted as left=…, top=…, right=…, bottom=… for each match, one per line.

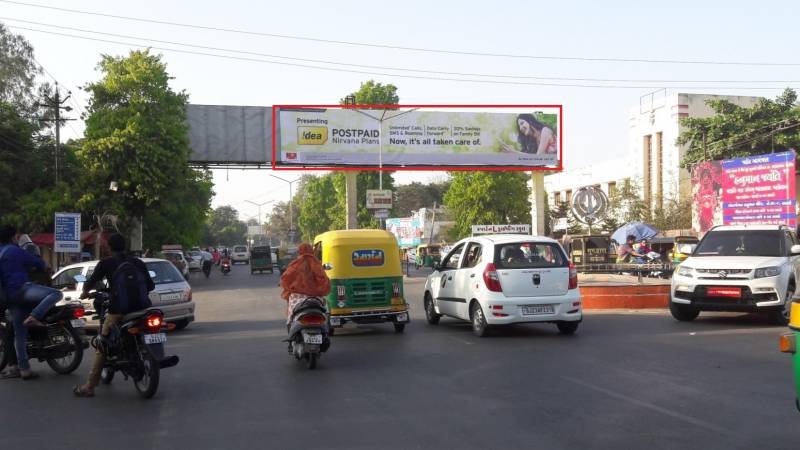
left=52, top=258, right=196, bottom=331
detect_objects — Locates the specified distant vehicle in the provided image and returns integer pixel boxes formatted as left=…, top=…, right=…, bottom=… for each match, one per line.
left=186, top=250, right=203, bottom=271
left=670, top=224, right=800, bottom=324
left=424, top=234, right=581, bottom=337
left=250, top=245, right=274, bottom=274
left=160, top=251, right=190, bottom=280
left=231, top=245, right=250, bottom=264
left=51, top=258, right=196, bottom=331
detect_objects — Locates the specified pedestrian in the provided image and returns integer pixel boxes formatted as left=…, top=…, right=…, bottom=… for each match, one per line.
left=0, top=225, right=62, bottom=380
left=73, top=233, right=155, bottom=397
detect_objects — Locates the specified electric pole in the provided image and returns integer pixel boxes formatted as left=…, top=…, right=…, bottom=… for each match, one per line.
left=38, top=82, right=73, bottom=183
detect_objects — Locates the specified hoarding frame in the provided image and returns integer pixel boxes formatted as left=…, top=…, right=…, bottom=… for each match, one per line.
left=272, top=104, right=563, bottom=172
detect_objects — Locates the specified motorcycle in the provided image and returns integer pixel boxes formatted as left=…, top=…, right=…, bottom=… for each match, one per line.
left=286, top=296, right=331, bottom=370
left=83, top=288, right=179, bottom=399
left=221, top=260, right=231, bottom=275
left=0, top=302, right=87, bottom=374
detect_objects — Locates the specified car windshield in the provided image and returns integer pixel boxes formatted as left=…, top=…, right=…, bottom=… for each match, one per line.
left=234, top=246, right=247, bottom=252
left=694, top=230, right=784, bottom=257
left=494, top=242, right=568, bottom=269
left=145, top=261, right=184, bottom=285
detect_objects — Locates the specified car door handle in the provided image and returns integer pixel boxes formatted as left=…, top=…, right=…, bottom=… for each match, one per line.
left=470, top=274, right=476, bottom=278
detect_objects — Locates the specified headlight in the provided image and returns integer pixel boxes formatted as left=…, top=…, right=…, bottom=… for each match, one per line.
left=677, top=266, right=694, bottom=278
left=754, top=266, right=782, bottom=278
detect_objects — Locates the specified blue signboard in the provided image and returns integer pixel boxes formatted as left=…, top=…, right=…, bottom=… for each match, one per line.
left=54, top=212, right=81, bottom=253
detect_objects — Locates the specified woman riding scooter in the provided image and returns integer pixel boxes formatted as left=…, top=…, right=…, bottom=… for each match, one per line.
left=279, top=243, right=330, bottom=324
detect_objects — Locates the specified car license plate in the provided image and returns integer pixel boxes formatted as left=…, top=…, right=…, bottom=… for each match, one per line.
left=396, top=312, right=409, bottom=322
left=70, top=319, right=86, bottom=328
left=706, top=287, right=741, bottom=298
left=522, top=305, right=555, bottom=315
left=161, top=293, right=181, bottom=302
left=303, top=333, right=323, bottom=344
left=144, top=333, right=167, bottom=344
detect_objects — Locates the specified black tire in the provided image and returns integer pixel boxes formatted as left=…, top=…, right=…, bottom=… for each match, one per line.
left=173, top=319, right=190, bottom=331
left=424, top=294, right=441, bottom=325
left=100, top=367, right=115, bottom=385
left=470, top=302, right=489, bottom=337
left=771, top=285, right=795, bottom=326
left=393, top=323, right=406, bottom=333
left=0, top=325, right=9, bottom=372
left=556, top=321, right=579, bottom=335
left=134, top=348, right=160, bottom=399
left=670, top=302, right=700, bottom=322
left=45, top=326, right=84, bottom=374
left=306, top=353, right=317, bottom=370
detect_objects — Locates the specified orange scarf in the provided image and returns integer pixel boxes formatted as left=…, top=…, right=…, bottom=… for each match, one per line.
left=279, top=243, right=331, bottom=300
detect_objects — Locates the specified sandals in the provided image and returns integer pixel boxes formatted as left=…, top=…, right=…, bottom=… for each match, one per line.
left=73, top=385, right=95, bottom=397
left=20, top=371, right=39, bottom=380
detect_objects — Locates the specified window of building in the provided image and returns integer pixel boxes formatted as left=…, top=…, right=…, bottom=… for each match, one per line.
left=643, top=135, right=652, bottom=209
left=655, top=131, right=663, bottom=209
left=607, top=182, right=617, bottom=197
left=565, top=189, right=573, bottom=205
left=554, top=192, right=561, bottom=205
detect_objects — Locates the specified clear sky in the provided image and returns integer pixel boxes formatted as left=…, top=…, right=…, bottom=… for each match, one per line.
left=2, top=0, right=798, bottom=222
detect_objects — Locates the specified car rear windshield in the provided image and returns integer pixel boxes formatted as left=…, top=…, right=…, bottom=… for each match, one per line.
left=494, top=242, right=568, bottom=269
left=234, top=246, right=247, bottom=252
left=145, top=261, right=184, bottom=285
left=694, top=230, right=784, bottom=257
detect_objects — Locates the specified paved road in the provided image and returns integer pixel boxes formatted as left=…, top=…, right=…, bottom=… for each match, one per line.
left=1, top=262, right=798, bottom=449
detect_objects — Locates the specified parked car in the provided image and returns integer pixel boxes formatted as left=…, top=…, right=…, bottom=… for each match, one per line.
left=231, top=245, right=250, bottom=264
left=423, top=234, right=581, bottom=337
left=670, top=224, right=800, bottom=324
left=51, top=258, right=196, bottom=331
left=160, top=250, right=190, bottom=280
left=186, top=250, right=203, bottom=271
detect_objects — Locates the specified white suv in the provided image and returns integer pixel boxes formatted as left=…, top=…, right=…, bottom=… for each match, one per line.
left=670, top=224, right=800, bottom=324
left=423, top=234, right=581, bottom=337
left=231, top=245, right=250, bottom=264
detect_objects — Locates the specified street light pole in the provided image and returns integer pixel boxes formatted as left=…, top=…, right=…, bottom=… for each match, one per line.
left=270, top=175, right=301, bottom=242
left=244, top=199, right=273, bottom=229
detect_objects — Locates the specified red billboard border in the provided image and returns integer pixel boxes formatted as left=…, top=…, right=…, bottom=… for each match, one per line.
left=271, top=104, right=563, bottom=172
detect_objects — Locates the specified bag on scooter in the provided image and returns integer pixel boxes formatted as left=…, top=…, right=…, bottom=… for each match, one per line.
left=110, top=258, right=152, bottom=314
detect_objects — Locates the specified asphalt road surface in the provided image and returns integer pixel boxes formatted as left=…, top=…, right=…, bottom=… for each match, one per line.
left=1, top=262, right=798, bottom=450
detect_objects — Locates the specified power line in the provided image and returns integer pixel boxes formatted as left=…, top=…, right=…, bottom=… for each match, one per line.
left=4, top=17, right=800, bottom=85
left=2, top=0, right=799, bottom=67
left=7, top=25, right=799, bottom=91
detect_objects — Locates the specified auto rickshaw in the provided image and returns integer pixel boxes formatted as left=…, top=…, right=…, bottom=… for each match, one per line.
left=277, top=247, right=298, bottom=274
left=313, top=229, right=410, bottom=333
left=669, top=236, right=699, bottom=265
left=250, top=245, right=274, bottom=274
left=780, top=297, right=800, bottom=411
left=415, top=244, right=442, bottom=269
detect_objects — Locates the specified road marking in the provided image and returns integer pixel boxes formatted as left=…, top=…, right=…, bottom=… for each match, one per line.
left=562, top=375, right=735, bottom=436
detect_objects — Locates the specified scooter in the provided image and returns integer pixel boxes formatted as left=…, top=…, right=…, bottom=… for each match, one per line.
left=83, top=289, right=179, bottom=399
left=286, top=297, right=331, bottom=370
left=221, top=260, right=231, bottom=275
left=0, top=303, right=87, bottom=374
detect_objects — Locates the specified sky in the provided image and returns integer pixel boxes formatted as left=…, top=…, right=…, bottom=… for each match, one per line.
left=2, top=0, right=798, bottom=223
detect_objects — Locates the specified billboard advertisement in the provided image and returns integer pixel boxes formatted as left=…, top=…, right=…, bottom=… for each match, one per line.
left=386, top=217, right=423, bottom=247
left=692, top=151, right=796, bottom=232
left=275, top=106, right=561, bottom=169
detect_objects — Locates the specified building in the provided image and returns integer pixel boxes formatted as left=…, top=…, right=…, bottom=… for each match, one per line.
left=545, top=92, right=762, bottom=209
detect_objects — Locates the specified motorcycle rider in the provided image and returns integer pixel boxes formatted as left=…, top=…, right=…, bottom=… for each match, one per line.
left=73, top=233, right=155, bottom=397
left=279, top=243, right=330, bottom=325
left=0, top=225, right=61, bottom=380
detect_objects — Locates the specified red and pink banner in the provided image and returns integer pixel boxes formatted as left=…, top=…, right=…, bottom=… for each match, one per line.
left=721, top=151, right=796, bottom=227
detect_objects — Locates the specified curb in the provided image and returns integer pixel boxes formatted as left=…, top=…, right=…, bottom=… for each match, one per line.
left=581, top=284, right=670, bottom=309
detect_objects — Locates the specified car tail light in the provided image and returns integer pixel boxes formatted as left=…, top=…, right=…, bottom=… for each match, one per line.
left=337, top=285, right=346, bottom=301
left=298, top=313, right=327, bottom=326
left=568, top=262, right=578, bottom=290
left=483, top=263, right=502, bottom=292
left=392, top=282, right=401, bottom=296
left=780, top=333, right=796, bottom=353
left=72, top=307, right=85, bottom=319
left=144, top=312, right=164, bottom=333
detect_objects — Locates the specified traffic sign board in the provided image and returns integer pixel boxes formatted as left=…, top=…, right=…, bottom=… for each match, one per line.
left=54, top=212, right=81, bottom=253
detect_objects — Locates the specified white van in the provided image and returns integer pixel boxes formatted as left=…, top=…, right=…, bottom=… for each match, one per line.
left=231, top=245, right=250, bottom=264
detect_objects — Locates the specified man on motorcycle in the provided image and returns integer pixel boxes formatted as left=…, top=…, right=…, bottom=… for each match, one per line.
left=616, top=234, right=644, bottom=264
left=0, top=225, right=62, bottom=380
left=73, top=233, right=155, bottom=397
left=279, top=243, right=330, bottom=325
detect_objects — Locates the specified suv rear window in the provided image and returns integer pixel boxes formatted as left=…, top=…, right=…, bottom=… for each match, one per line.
left=233, top=246, right=247, bottom=253
left=494, top=242, right=568, bottom=269
left=694, top=230, right=784, bottom=257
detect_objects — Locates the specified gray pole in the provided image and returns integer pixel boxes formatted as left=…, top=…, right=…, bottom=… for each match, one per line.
left=54, top=84, right=60, bottom=184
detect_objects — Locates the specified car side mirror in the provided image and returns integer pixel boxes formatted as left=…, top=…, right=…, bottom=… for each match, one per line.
left=791, top=244, right=800, bottom=256
left=73, top=274, right=87, bottom=283
left=322, top=263, right=333, bottom=271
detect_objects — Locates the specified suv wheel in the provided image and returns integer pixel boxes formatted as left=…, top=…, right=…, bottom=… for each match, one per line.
left=670, top=302, right=700, bottom=322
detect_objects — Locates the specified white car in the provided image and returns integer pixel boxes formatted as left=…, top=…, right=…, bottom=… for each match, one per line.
left=670, top=224, right=800, bottom=324
left=186, top=251, right=203, bottom=271
left=423, top=234, right=581, bottom=337
left=51, top=258, right=196, bottom=331
left=231, top=245, right=250, bottom=264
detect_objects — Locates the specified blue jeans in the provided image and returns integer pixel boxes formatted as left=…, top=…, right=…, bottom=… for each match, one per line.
left=9, top=283, right=63, bottom=370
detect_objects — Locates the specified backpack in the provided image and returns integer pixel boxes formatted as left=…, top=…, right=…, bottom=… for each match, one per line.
left=110, top=257, right=152, bottom=314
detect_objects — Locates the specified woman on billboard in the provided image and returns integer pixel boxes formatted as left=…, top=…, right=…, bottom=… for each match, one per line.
left=500, top=113, right=557, bottom=155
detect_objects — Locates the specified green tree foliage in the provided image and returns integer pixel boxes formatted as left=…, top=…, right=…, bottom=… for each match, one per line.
left=0, top=22, right=40, bottom=108
left=265, top=201, right=292, bottom=244
left=79, top=50, right=212, bottom=244
left=394, top=181, right=450, bottom=217
left=444, top=172, right=531, bottom=240
left=341, top=80, right=399, bottom=106
left=203, top=205, right=247, bottom=246
left=598, top=179, right=648, bottom=233
left=679, top=88, right=800, bottom=167
left=650, top=197, right=693, bottom=232
left=297, top=174, right=337, bottom=241
left=549, top=200, right=584, bottom=235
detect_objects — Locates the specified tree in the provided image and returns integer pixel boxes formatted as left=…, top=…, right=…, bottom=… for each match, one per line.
left=444, top=172, right=531, bottom=240
left=679, top=88, right=800, bottom=167
left=394, top=181, right=450, bottom=217
left=598, top=179, right=648, bottom=234
left=0, top=22, right=41, bottom=109
left=341, top=80, right=399, bottom=106
left=297, top=174, right=337, bottom=241
left=203, top=205, right=247, bottom=246
left=650, top=197, right=693, bottom=231
left=265, top=201, right=292, bottom=244
left=79, top=50, right=211, bottom=246
left=549, top=201, right=584, bottom=235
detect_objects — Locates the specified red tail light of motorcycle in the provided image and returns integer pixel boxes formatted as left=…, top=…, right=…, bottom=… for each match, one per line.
left=298, top=313, right=327, bottom=327
left=144, top=313, right=164, bottom=333
left=72, top=307, right=85, bottom=319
